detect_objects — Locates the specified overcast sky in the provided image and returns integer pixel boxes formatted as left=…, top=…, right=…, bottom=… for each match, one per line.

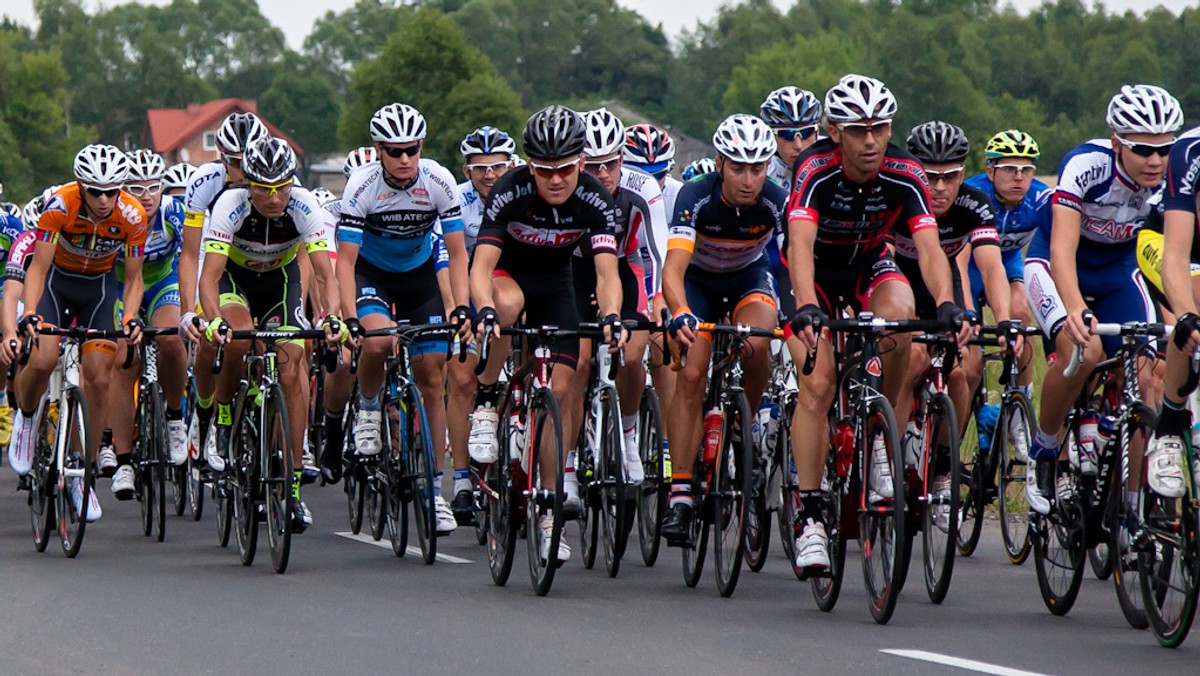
left=4, top=0, right=1195, bottom=49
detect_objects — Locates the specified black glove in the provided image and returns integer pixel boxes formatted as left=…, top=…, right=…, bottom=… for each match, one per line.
left=789, top=304, right=828, bottom=336
left=449, top=305, right=473, bottom=328
left=344, top=317, right=364, bottom=341
left=1174, top=312, right=1200, bottom=351
left=602, top=313, right=623, bottom=346
left=937, top=301, right=966, bottom=332
left=17, top=313, right=40, bottom=338
left=474, top=306, right=498, bottom=335
left=123, top=316, right=146, bottom=335
left=995, top=319, right=1021, bottom=338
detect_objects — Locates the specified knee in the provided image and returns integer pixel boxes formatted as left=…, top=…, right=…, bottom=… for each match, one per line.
left=362, top=336, right=391, bottom=363
left=875, top=293, right=914, bottom=321
left=798, top=369, right=835, bottom=411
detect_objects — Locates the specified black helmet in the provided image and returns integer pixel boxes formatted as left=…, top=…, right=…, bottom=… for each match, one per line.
left=522, top=105, right=586, bottom=162
left=243, top=136, right=297, bottom=184
left=906, top=121, right=970, bottom=164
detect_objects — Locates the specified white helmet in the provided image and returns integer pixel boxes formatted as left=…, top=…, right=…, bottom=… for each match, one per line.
left=216, top=113, right=269, bottom=157
left=712, top=114, right=777, bottom=164
left=460, top=126, right=516, bottom=158
left=343, top=146, right=379, bottom=178
left=21, top=195, right=46, bottom=230
left=824, top=74, right=897, bottom=124
left=0, top=201, right=19, bottom=218
left=1106, top=84, right=1183, bottom=135
left=125, top=149, right=166, bottom=182
left=73, top=144, right=129, bottom=187
left=369, top=103, right=426, bottom=144
left=163, top=162, right=196, bottom=190
left=310, top=186, right=336, bottom=205
left=582, top=108, right=626, bottom=158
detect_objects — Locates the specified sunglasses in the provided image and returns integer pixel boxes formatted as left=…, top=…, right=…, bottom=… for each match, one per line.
left=837, top=121, right=891, bottom=138
left=529, top=160, right=580, bottom=179
left=583, top=158, right=621, bottom=175
left=222, top=154, right=242, bottom=169
left=1115, top=136, right=1174, bottom=158
left=249, top=180, right=293, bottom=197
left=380, top=143, right=421, bottom=158
left=776, top=125, right=819, bottom=142
left=84, top=186, right=120, bottom=198
left=925, top=168, right=965, bottom=184
left=466, top=161, right=509, bottom=176
left=124, top=182, right=163, bottom=197
left=992, top=163, right=1037, bottom=178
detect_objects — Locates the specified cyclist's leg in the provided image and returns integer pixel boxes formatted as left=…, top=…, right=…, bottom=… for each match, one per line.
left=1004, top=249, right=1038, bottom=390
left=147, top=275, right=186, bottom=413
left=865, top=257, right=916, bottom=413
left=77, top=269, right=121, bottom=459
left=730, top=260, right=778, bottom=410
left=897, top=256, right=934, bottom=427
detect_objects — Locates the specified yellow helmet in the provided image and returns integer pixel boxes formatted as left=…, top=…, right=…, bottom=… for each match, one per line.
left=985, top=130, right=1040, bottom=160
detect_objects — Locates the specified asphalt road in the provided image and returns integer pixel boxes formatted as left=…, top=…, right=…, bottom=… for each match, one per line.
left=0, top=476, right=1194, bottom=676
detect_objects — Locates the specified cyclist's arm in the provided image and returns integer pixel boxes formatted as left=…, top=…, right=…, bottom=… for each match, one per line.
left=785, top=216, right=818, bottom=308
left=1162, top=208, right=1198, bottom=317
left=912, top=224, right=956, bottom=306
left=197, top=248, right=227, bottom=323
left=20, top=241, right=54, bottom=320
left=661, top=248, right=691, bottom=316
left=334, top=239, right=359, bottom=320
left=308, top=249, right=339, bottom=319
left=593, top=251, right=622, bottom=318
left=443, top=228, right=470, bottom=309
left=1, top=279, right=20, bottom=336
left=973, top=243, right=1010, bottom=322
left=179, top=212, right=204, bottom=313
left=120, top=255, right=146, bottom=323
left=1048, top=204, right=1085, bottom=315
left=470, top=243, right=501, bottom=311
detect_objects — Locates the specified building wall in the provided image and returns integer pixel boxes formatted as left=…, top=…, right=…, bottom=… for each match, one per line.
left=168, top=129, right=221, bottom=166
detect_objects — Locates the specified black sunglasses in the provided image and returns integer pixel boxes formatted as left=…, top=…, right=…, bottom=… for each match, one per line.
left=1115, top=136, right=1173, bottom=158
left=777, top=125, right=819, bottom=142
left=380, top=143, right=421, bottom=158
left=85, top=186, right=120, bottom=198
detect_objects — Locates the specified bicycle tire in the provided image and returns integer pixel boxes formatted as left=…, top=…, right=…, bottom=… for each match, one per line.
left=955, top=396, right=987, bottom=557
left=344, top=394, right=366, bottom=535
left=598, top=385, right=628, bottom=578
left=232, top=386, right=258, bottom=565
left=637, top=385, right=666, bottom=567
left=811, top=465, right=846, bottom=612
left=526, top=388, right=565, bottom=595
left=776, top=395, right=806, bottom=581
left=922, top=392, right=960, bottom=605
left=188, top=453, right=205, bottom=521
left=56, top=387, right=93, bottom=558
left=1139, top=454, right=1200, bottom=648
left=264, top=384, right=295, bottom=574
left=404, top=383, right=438, bottom=565
left=171, top=463, right=187, bottom=516
left=743, top=397, right=774, bottom=574
left=307, top=363, right=326, bottom=472
left=473, top=463, right=489, bottom=547
left=859, top=395, right=906, bottom=624
left=148, top=383, right=168, bottom=542
left=368, top=461, right=387, bottom=542
left=380, top=392, right=407, bottom=557
left=682, top=502, right=710, bottom=588
left=997, top=391, right=1034, bottom=564
left=1112, top=404, right=1153, bottom=629
left=713, top=391, right=752, bottom=598
left=578, top=408, right=599, bottom=570
left=485, top=416, right=518, bottom=585
left=29, top=400, right=55, bottom=553
left=1032, top=461, right=1086, bottom=616
left=138, top=385, right=155, bottom=538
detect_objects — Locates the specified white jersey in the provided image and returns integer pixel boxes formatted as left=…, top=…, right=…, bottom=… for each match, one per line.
left=183, top=161, right=228, bottom=222
left=1050, top=139, right=1160, bottom=247
left=457, top=180, right=485, bottom=254
left=204, top=186, right=332, bottom=271
left=662, top=176, right=683, bottom=227
left=767, top=155, right=792, bottom=189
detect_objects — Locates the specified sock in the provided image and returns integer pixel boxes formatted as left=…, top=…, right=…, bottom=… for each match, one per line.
left=1158, top=397, right=1189, bottom=438
left=1127, top=490, right=1140, bottom=514
left=474, top=383, right=499, bottom=409
left=216, top=401, right=232, bottom=426
left=622, top=414, right=638, bottom=434
left=102, top=428, right=113, bottom=447
left=797, top=489, right=825, bottom=529
left=359, top=389, right=382, bottom=412
left=292, top=470, right=302, bottom=499
left=669, top=474, right=694, bottom=507
left=454, top=467, right=471, bottom=494
left=564, top=449, right=577, bottom=489
left=1033, top=427, right=1058, bottom=451
left=116, top=453, right=133, bottom=467
left=433, top=471, right=444, bottom=498
left=197, top=393, right=214, bottom=410
left=166, top=407, right=183, bottom=421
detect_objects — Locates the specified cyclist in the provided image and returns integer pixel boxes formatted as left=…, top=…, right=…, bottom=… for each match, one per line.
left=10, top=145, right=148, bottom=523
left=181, top=112, right=269, bottom=473
left=163, top=162, right=195, bottom=205
left=1143, top=123, right=1200, bottom=497
left=900, top=121, right=1020, bottom=528
left=106, top=151, right=188, bottom=502
left=760, top=86, right=823, bottom=189
left=0, top=201, right=24, bottom=447
left=565, top=108, right=667, bottom=485
left=336, top=103, right=469, bottom=535
left=1023, top=84, right=1181, bottom=514
left=965, top=130, right=1051, bottom=457
left=682, top=159, right=715, bottom=182
left=784, top=75, right=969, bottom=569
left=200, top=136, right=341, bottom=531
left=660, top=113, right=786, bottom=544
left=467, top=105, right=625, bottom=564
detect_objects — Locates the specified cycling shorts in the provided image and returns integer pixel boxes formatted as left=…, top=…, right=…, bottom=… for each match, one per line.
left=812, top=245, right=907, bottom=315
left=572, top=255, right=649, bottom=323
left=355, top=255, right=445, bottom=357
left=682, top=256, right=777, bottom=323
left=896, top=255, right=964, bottom=319
left=1135, top=229, right=1200, bottom=314
left=217, top=258, right=307, bottom=346
left=37, top=265, right=119, bottom=334
left=494, top=262, right=579, bottom=369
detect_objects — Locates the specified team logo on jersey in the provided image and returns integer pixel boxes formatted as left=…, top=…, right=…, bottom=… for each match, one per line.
left=413, top=188, right=429, bottom=198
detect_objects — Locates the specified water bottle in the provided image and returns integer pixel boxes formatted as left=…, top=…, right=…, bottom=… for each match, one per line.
left=834, top=420, right=855, bottom=479
left=758, top=401, right=779, bottom=453
left=1077, top=410, right=1099, bottom=475
left=509, top=381, right=526, bottom=463
left=702, top=408, right=723, bottom=465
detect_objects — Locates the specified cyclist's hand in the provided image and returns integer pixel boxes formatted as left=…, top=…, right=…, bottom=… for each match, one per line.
left=449, top=305, right=473, bottom=341
left=205, top=317, right=230, bottom=345
left=789, top=304, right=827, bottom=352
left=343, top=317, right=364, bottom=349
left=321, top=314, right=346, bottom=347
left=651, top=294, right=668, bottom=326
left=474, top=306, right=500, bottom=342
left=0, top=334, right=17, bottom=366
left=123, top=315, right=145, bottom=344
left=936, top=301, right=971, bottom=348
left=1063, top=306, right=1095, bottom=348
left=180, top=311, right=206, bottom=343
left=601, top=313, right=625, bottom=352
left=995, top=319, right=1026, bottom=359
left=668, top=310, right=698, bottom=348
left=1173, top=312, right=1200, bottom=354
left=17, top=312, right=40, bottom=340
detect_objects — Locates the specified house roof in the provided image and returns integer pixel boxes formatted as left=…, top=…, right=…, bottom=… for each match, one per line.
left=145, top=98, right=304, bottom=155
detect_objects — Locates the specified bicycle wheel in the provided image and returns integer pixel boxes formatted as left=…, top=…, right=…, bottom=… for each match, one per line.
left=232, top=389, right=258, bottom=565
left=956, top=397, right=987, bottom=557
left=56, top=387, right=94, bottom=558
left=997, top=391, right=1034, bottom=564
left=859, top=395, right=906, bottom=624
left=344, top=396, right=366, bottom=534
left=743, top=399, right=773, bottom=574
left=922, top=392, right=960, bottom=605
left=380, top=393, right=408, bottom=557
left=1112, top=404, right=1153, bottom=630
left=141, top=383, right=168, bottom=542
left=307, top=362, right=326, bottom=472
left=527, top=389, right=565, bottom=596
left=1032, top=462, right=1086, bottom=616
left=264, top=385, right=295, bottom=574
left=713, top=392, right=752, bottom=598
left=29, top=401, right=55, bottom=553
left=473, top=464, right=489, bottom=547
left=403, top=384, right=437, bottom=565
left=598, top=385, right=628, bottom=578
left=367, top=460, right=387, bottom=542
left=485, top=410, right=518, bottom=584
left=777, top=395, right=805, bottom=580
left=187, top=453, right=205, bottom=521
left=171, top=463, right=187, bottom=516
left=637, top=385, right=666, bottom=567
left=1139, top=458, right=1200, bottom=648
left=811, top=476, right=846, bottom=612
left=682, top=497, right=710, bottom=588
left=578, top=436, right=599, bottom=570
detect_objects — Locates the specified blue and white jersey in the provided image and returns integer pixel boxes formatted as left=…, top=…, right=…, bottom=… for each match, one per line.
left=963, top=173, right=1051, bottom=253
left=1045, top=139, right=1160, bottom=250
left=339, top=159, right=463, bottom=273
left=1162, top=126, right=1200, bottom=216
left=457, top=179, right=485, bottom=255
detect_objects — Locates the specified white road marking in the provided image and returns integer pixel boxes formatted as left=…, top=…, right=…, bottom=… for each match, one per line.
left=335, top=531, right=474, bottom=564
left=880, top=649, right=1052, bottom=676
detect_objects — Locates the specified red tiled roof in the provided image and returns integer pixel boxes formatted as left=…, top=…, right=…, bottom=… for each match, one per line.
left=145, top=98, right=304, bottom=155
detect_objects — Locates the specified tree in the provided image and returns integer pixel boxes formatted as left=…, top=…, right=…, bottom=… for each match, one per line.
left=260, top=55, right=342, bottom=159
left=722, top=33, right=868, bottom=119
left=302, top=0, right=410, bottom=89
left=340, top=8, right=526, bottom=164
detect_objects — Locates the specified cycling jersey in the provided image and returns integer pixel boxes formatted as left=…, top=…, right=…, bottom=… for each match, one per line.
left=203, top=186, right=332, bottom=272
left=458, top=180, right=485, bottom=254
left=4, top=230, right=38, bottom=283
left=183, top=161, right=229, bottom=228
left=118, top=198, right=183, bottom=286
left=662, top=175, right=684, bottom=222
left=476, top=167, right=618, bottom=270
left=1162, top=126, right=1200, bottom=216
left=963, top=173, right=1051, bottom=254
left=767, top=155, right=792, bottom=190
left=338, top=159, right=463, bottom=273
left=788, top=138, right=937, bottom=267
left=0, top=214, right=23, bottom=264
left=668, top=172, right=788, bottom=273
left=1048, top=139, right=1158, bottom=250
left=578, top=167, right=667, bottom=290
left=38, top=183, right=147, bottom=275
left=894, top=185, right=999, bottom=261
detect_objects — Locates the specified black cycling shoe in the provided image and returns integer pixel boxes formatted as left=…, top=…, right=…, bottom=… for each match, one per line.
left=451, top=489, right=475, bottom=526
left=319, top=431, right=344, bottom=485
left=661, top=503, right=694, bottom=547
left=291, top=499, right=312, bottom=534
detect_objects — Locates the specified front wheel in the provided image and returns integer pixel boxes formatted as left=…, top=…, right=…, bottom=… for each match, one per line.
left=1138, top=448, right=1200, bottom=648
left=263, top=385, right=295, bottom=574
left=526, top=390, right=565, bottom=596
left=1112, top=404, right=1153, bottom=630
left=1032, top=461, right=1086, bottom=616
left=597, top=385, right=628, bottom=578
left=56, top=388, right=94, bottom=558
left=637, top=386, right=666, bottom=567
left=401, top=384, right=437, bottom=565
left=997, top=392, right=1034, bottom=565
left=29, top=400, right=56, bottom=553
left=921, top=392, right=960, bottom=605
left=713, top=392, right=751, bottom=598
left=859, top=395, right=906, bottom=624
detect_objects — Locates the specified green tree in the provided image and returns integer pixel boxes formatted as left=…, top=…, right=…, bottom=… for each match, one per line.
left=260, top=55, right=342, bottom=159
left=341, top=8, right=525, bottom=164
left=302, top=0, right=410, bottom=88
left=721, top=32, right=868, bottom=118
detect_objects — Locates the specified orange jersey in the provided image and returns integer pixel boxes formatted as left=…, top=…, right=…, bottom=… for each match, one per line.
left=37, top=183, right=148, bottom=275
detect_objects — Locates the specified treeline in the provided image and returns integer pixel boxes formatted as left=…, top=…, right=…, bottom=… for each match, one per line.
left=0, top=0, right=1197, bottom=201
